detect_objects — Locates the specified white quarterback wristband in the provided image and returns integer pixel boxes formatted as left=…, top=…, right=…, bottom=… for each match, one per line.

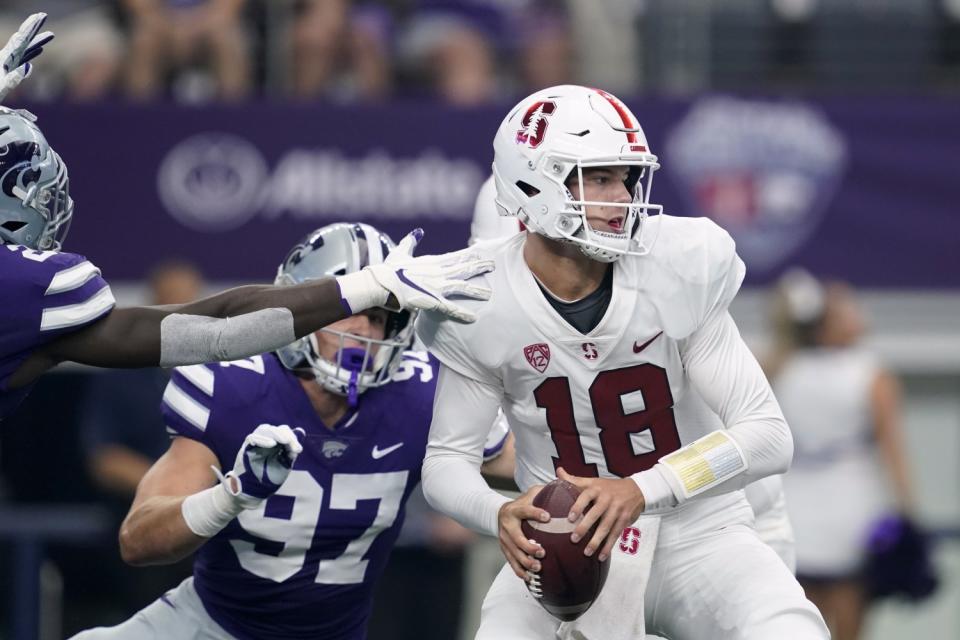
left=335, top=269, right=390, bottom=314
left=656, top=430, right=748, bottom=501
left=181, top=482, right=247, bottom=538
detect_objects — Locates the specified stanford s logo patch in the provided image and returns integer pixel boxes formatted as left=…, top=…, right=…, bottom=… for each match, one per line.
left=516, top=101, right=556, bottom=149
left=581, top=342, right=598, bottom=360
left=523, top=343, right=551, bottom=373
left=619, top=526, right=642, bottom=555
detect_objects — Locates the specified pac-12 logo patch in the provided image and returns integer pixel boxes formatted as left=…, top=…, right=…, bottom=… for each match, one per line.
left=666, top=97, right=847, bottom=271
left=516, top=101, right=556, bottom=149
left=523, top=343, right=551, bottom=373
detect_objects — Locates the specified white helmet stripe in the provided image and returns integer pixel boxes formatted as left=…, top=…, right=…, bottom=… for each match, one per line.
left=359, top=223, right=384, bottom=265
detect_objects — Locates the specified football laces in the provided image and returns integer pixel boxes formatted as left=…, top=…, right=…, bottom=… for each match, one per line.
left=525, top=570, right=543, bottom=599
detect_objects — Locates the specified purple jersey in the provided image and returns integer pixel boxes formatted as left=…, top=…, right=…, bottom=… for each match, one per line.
left=0, top=244, right=115, bottom=419
left=161, top=351, right=441, bottom=640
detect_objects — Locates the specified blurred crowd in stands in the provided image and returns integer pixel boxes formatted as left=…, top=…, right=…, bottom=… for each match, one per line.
left=3, top=0, right=960, bottom=105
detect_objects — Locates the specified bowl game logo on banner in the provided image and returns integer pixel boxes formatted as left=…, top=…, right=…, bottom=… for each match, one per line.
left=666, top=97, right=847, bottom=271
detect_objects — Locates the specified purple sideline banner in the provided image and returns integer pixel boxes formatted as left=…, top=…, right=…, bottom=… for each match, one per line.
left=27, top=96, right=959, bottom=287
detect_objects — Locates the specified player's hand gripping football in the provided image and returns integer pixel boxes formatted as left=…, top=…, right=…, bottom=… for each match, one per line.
left=497, top=484, right=550, bottom=580
left=220, top=424, right=304, bottom=508
left=557, top=467, right=646, bottom=562
left=346, top=228, right=494, bottom=323
left=0, top=13, right=54, bottom=103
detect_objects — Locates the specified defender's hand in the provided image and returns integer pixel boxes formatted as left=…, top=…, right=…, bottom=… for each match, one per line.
left=223, top=424, right=303, bottom=508
left=369, top=229, right=494, bottom=323
left=0, top=13, right=54, bottom=102
left=558, top=467, right=646, bottom=562
left=497, top=484, right=549, bottom=580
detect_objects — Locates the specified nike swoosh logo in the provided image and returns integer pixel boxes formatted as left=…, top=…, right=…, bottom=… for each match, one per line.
left=396, top=269, right=439, bottom=300
left=371, top=442, right=404, bottom=459
left=633, top=331, right=663, bottom=353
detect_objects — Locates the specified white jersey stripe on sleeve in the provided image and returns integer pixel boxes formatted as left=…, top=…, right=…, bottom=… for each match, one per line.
left=40, top=285, right=116, bottom=331
left=177, top=365, right=215, bottom=397
left=45, top=261, right=102, bottom=295
left=162, top=381, right=211, bottom=431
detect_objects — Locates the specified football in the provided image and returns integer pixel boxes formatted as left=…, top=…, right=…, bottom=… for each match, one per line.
left=520, top=479, right=610, bottom=621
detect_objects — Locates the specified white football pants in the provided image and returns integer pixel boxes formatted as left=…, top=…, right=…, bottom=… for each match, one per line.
left=476, top=493, right=827, bottom=640
left=69, top=577, right=234, bottom=640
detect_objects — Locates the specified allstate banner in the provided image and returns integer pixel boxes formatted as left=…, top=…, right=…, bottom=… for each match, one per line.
left=30, top=96, right=958, bottom=287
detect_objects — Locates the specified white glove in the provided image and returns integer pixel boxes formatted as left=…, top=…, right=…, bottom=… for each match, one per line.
left=0, top=13, right=54, bottom=103
left=181, top=424, right=304, bottom=538
left=336, top=228, right=494, bottom=323
left=218, top=424, right=304, bottom=509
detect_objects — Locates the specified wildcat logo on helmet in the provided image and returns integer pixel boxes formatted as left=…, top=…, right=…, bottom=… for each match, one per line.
left=516, top=101, right=556, bottom=149
left=0, top=140, right=42, bottom=200
left=666, top=97, right=847, bottom=271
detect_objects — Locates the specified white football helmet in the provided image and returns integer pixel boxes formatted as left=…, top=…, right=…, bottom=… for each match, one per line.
left=492, top=85, right=662, bottom=262
left=275, top=223, right=415, bottom=405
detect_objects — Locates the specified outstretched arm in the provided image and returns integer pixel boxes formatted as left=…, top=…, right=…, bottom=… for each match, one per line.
left=13, top=232, right=493, bottom=385
left=41, top=278, right=347, bottom=369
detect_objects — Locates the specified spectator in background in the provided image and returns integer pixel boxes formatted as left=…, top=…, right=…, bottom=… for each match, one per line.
left=0, top=1, right=122, bottom=101
left=122, top=0, right=252, bottom=101
left=771, top=270, right=915, bottom=640
left=399, top=1, right=499, bottom=105
left=281, top=0, right=572, bottom=104
left=511, top=0, right=571, bottom=92
left=289, top=0, right=392, bottom=101
left=566, top=0, right=642, bottom=95
left=398, top=0, right=571, bottom=105
left=81, top=260, right=204, bottom=499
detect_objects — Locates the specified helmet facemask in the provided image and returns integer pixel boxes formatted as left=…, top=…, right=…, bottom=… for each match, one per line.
left=533, top=154, right=662, bottom=263
left=273, top=223, right=416, bottom=405
left=29, top=152, right=73, bottom=251
left=293, top=309, right=414, bottom=407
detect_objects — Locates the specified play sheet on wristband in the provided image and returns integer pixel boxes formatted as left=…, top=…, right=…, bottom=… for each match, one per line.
left=660, top=431, right=747, bottom=500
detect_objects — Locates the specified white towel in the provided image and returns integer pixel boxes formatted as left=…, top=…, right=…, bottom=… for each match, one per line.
left=556, top=516, right=661, bottom=640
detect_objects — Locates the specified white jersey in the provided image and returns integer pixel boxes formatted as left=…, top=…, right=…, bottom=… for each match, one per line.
left=418, top=215, right=793, bottom=535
